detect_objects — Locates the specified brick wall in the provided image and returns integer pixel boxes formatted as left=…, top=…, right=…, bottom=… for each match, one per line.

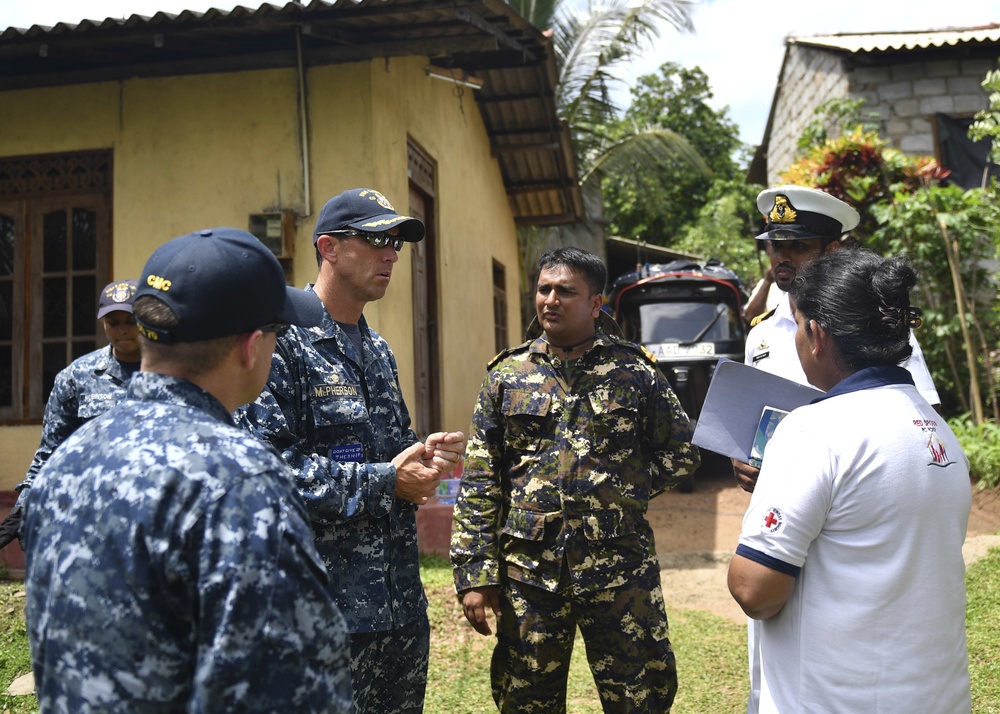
left=767, top=45, right=850, bottom=186
left=766, top=43, right=992, bottom=187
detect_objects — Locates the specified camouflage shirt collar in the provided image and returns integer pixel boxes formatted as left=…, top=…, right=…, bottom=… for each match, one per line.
left=126, top=371, right=234, bottom=424
left=302, top=283, right=370, bottom=342
left=528, top=331, right=615, bottom=355
left=93, top=344, right=116, bottom=375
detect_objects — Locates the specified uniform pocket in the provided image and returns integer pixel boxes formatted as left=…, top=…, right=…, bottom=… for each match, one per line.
left=579, top=509, right=635, bottom=540
left=588, top=389, right=641, bottom=452
left=501, top=389, right=551, bottom=453
left=500, top=507, right=551, bottom=541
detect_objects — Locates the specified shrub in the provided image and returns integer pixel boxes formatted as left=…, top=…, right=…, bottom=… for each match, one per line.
left=949, top=413, right=1000, bottom=489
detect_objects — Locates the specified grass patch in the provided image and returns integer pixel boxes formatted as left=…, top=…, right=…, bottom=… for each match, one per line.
left=0, top=551, right=997, bottom=713
left=967, top=547, right=1000, bottom=713
left=422, top=554, right=747, bottom=713
left=0, top=581, right=34, bottom=714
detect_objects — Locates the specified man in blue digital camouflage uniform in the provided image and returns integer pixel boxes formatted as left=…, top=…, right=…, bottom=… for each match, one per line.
left=23, top=228, right=352, bottom=713
left=451, top=247, right=701, bottom=713
left=0, top=279, right=140, bottom=550
left=236, top=188, right=466, bottom=713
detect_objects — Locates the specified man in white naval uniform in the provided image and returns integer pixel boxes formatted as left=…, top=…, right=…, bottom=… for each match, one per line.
left=733, top=185, right=940, bottom=714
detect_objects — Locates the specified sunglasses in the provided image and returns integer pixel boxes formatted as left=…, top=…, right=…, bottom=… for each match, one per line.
left=259, top=323, right=290, bottom=337
left=328, top=229, right=405, bottom=251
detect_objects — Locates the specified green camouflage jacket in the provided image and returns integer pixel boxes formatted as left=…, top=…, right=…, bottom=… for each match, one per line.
left=451, top=332, right=699, bottom=594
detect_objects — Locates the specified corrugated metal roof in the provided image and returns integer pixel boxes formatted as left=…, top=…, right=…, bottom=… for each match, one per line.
left=791, top=23, right=1000, bottom=54
left=0, top=0, right=583, bottom=225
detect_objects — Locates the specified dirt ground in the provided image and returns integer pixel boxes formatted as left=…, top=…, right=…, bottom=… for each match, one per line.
left=653, top=454, right=1000, bottom=624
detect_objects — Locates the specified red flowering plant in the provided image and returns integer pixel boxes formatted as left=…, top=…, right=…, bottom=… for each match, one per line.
left=779, top=128, right=950, bottom=241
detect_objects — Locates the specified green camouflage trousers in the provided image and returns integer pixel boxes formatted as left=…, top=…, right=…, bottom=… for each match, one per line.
left=491, top=568, right=677, bottom=713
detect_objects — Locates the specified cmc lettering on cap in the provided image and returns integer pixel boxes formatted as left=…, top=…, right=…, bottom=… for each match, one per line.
left=146, top=275, right=172, bottom=291
left=137, top=323, right=159, bottom=341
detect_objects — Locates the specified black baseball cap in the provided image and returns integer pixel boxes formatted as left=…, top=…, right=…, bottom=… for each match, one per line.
left=135, top=227, right=325, bottom=344
left=313, top=188, right=424, bottom=244
left=97, top=280, right=138, bottom=319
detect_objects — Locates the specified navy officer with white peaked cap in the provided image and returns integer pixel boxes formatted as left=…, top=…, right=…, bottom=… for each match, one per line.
left=733, top=185, right=940, bottom=714
left=743, top=185, right=938, bottom=416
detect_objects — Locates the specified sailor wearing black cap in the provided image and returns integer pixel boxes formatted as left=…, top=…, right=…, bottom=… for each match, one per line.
left=23, top=228, right=351, bottom=712
left=0, top=280, right=143, bottom=550
left=236, top=188, right=467, bottom=713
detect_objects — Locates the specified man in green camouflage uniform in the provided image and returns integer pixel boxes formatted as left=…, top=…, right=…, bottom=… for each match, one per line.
left=451, top=247, right=700, bottom=713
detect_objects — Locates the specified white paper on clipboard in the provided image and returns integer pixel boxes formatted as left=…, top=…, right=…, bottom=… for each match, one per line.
left=691, top=359, right=823, bottom=462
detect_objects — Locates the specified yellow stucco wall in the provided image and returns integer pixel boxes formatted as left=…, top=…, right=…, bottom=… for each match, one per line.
left=0, top=56, right=520, bottom=488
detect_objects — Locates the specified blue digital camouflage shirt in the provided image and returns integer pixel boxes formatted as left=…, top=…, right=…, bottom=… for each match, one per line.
left=23, top=371, right=352, bottom=713
left=235, top=302, right=427, bottom=634
left=16, top=345, right=135, bottom=506
left=451, top=333, right=700, bottom=594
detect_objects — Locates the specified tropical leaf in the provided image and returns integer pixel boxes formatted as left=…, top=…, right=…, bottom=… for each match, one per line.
left=552, top=0, right=694, bottom=153
left=579, top=125, right=711, bottom=185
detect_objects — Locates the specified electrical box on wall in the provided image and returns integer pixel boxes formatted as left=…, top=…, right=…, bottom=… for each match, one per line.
left=248, top=211, right=295, bottom=280
left=249, top=212, right=295, bottom=257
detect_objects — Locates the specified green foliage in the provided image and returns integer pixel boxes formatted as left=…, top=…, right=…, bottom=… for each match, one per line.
left=778, top=110, right=1000, bottom=420
left=547, top=0, right=695, bottom=172
left=969, top=61, right=1000, bottom=166
left=948, top=415, right=1000, bottom=490
left=795, top=97, right=881, bottom=153
left=668, top=178, right=767, bottom=287
left=967, top=547, right=1000, bottom=713
left=868, top=185, right=1000, bottom=418
left=600, top=62, right=748, bottom=242
left=513, top=0, right=704, bottom=323
left=780, top=126, right=950, bottom=242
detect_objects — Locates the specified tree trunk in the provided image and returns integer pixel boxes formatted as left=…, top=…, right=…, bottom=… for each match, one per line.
left=938, top=216, right=984, bottom=425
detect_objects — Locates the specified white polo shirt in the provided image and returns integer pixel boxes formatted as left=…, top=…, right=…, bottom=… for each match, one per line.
left=737, top=370, right=971, bottom=713
left=744, top=293, right=940, bottom=404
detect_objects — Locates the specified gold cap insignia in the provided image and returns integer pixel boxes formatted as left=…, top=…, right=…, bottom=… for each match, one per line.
left=768, top=195, right=798, bottom=224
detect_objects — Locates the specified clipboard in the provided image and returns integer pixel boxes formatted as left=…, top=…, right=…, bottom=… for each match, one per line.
left=691, top=359, right=823, bottom=461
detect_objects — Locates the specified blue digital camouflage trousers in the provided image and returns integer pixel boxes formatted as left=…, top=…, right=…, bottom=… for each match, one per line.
left=491, top=568, right=677, bottom=713
left=349, top=614, right=430, bottom=713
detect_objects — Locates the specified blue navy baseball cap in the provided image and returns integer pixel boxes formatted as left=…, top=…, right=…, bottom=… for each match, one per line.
left=97, top=280, right=138, bottom=319
left=135, top=227, right=325, bottom=344
left=313, top=188, right=424, bottom=244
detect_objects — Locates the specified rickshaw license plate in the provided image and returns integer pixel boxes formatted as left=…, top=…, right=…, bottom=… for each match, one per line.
left=647, top=342, right=716, bottom=357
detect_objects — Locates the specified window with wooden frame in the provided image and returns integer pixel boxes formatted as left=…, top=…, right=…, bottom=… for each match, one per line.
left=492, top=260, right=508, bottom=353
left=0, top=151, right=112, bottom=423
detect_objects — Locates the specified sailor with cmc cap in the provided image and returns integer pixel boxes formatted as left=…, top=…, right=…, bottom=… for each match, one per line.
left=0, top=279, right=143, bottom=550
left=735, top=186, right=940, bottom=714
left=23, top=227, right=350, bottom=712
left=236, top=189, right=467, bottom=713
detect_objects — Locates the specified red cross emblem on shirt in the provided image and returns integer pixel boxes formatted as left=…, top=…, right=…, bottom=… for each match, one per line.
left=761, top=507, right=783, bottom=533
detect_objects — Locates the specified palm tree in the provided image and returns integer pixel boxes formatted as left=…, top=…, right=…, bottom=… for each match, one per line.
left=509, top=0, right=711, bottom=323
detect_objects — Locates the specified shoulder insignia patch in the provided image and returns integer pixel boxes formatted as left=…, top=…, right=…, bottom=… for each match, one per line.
left=606, top=334, right=658, bottom=365
left=487, top=342, right=529, bottom=369
left=750, top=307, right=777, bottom=328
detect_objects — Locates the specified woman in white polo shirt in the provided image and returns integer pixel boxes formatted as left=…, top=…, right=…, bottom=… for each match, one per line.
left=728, top=248, right=971, bottom=713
